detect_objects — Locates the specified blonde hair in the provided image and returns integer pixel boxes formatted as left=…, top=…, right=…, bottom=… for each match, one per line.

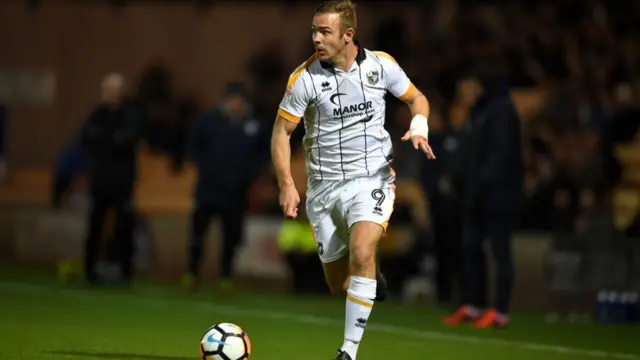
left=314, top=0, right=357, bottom=34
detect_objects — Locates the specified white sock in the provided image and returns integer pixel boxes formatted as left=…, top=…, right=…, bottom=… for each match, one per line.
left=341, top=276, right=376, bottom=360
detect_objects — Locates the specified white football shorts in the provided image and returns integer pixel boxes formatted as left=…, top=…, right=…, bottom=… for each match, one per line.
left=305, top=167, right=396, bottom=263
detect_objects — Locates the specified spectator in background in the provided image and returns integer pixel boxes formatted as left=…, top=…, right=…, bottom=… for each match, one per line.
left=444, top=70, right=524, bottom=328
left=182, top=82, right=269, bottom=295
left=81, top=73, right=143, bottom=285
left=421, top=109, right=466, bottom=307
left=136, top=63, right=196, bottom=173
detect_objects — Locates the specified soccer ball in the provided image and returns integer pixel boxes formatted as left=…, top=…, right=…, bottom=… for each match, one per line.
left=200, top=323, right=251, bottom=360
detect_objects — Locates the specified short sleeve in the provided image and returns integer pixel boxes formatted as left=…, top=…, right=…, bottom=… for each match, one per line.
left=374, top=51, right=416, bottom=102
left=278, top=70, right=311, bottom=124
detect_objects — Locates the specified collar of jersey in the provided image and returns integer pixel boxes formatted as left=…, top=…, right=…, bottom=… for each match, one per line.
left=319, top=40, right=366, bottom=72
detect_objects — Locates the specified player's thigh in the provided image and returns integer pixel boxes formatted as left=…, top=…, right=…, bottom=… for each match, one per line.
left=345, top=179, right=395, bottom=272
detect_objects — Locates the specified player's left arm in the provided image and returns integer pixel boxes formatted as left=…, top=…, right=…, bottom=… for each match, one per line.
left=399, top=86, right=435, bottom=157
left=376, top=52, right=435, bottom=159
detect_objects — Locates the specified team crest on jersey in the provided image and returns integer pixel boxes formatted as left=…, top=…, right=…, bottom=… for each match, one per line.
left=366, top=70, right=379, bottom=85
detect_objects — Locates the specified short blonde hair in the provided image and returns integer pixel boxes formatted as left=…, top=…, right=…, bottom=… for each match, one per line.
left=314, top=0, right=357, bottom=34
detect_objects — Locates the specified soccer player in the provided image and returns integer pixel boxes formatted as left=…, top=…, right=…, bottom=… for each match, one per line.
left=271, top=1, right=435, bottom=359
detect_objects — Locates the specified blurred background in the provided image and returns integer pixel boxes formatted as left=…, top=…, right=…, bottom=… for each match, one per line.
left=0, top=0, right=639, bottom=324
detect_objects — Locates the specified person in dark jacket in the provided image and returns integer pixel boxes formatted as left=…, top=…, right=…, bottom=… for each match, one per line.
left=81, top=73, right=143, bottom=285
left=443, top=74, right=524, bottom=328
left=420, top=111, right=466, bottom=306
left=182, top=82, right=269, bottom=293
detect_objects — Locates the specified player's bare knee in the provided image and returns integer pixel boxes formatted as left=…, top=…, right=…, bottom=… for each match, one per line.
left=349, top=222, right=381, bottom=277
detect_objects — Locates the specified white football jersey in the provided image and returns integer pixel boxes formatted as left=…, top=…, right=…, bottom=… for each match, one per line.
left=278, top=46, right=416, bottom=181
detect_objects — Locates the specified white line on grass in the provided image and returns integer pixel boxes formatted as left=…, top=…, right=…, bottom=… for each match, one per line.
left=1, top=281, right=638, bottom=360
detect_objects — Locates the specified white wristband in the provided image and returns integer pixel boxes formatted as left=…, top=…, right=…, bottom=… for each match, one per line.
left=409, top=114, right=429, bottom=140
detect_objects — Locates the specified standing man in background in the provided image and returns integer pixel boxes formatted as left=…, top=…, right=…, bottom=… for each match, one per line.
left=443, top=72, right=524, bottom=328
left=183, top=82, right=269, bottom=294
left=82, top=73, right=142, bottom=285
left=420, top=110, right=466, bottom=307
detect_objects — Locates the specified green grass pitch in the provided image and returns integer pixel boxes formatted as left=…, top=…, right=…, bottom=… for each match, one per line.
left=0, top=267, right=638, bottom=360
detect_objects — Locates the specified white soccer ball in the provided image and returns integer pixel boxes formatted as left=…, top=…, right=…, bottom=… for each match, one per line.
left=200, top=323, right=251, bottom=360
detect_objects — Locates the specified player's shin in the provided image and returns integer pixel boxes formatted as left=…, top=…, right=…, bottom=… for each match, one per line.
left=341, top=275, right=376, bottom=360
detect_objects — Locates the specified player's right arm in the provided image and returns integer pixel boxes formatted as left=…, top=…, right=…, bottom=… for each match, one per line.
left=272, top=115, right=299, bottom=218
left=271, top=70, right=310, bottom=219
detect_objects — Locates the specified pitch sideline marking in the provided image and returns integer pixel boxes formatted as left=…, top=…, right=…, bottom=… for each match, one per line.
left=0, top=281, right=638, bottom=360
